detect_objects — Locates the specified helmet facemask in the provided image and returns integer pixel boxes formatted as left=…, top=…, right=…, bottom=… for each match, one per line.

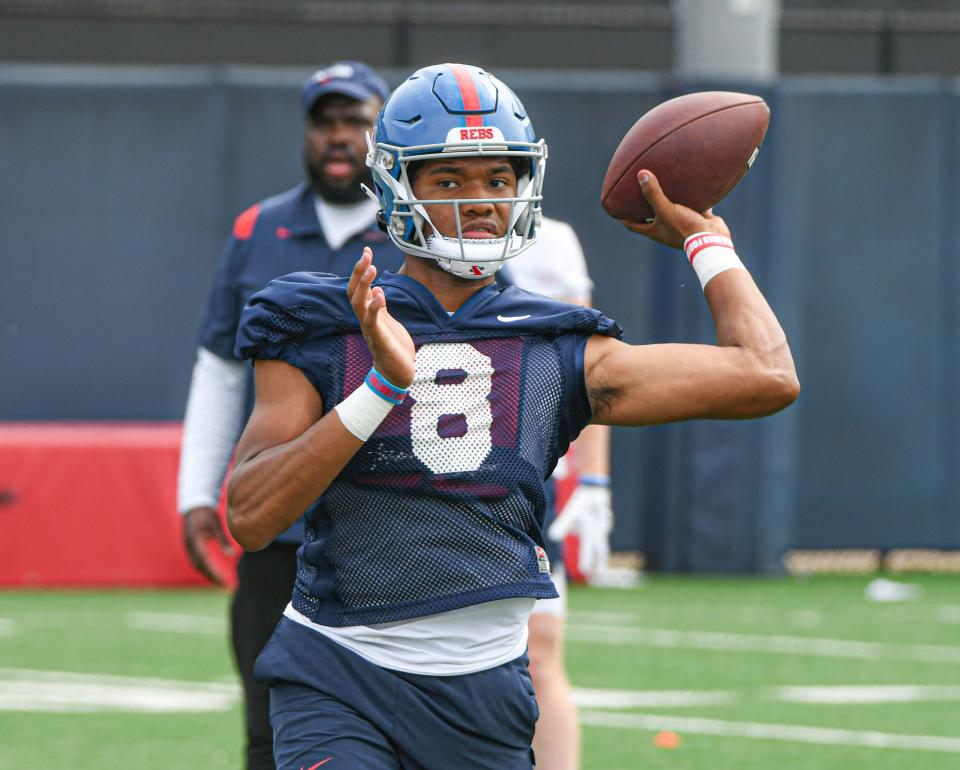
left=367, top=131, right=548, bottom=279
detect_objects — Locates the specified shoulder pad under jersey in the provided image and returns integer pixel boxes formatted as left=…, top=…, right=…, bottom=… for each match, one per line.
left=235, top=272, right=353, bottom=359
left=470, top=284, right=622, bottom=339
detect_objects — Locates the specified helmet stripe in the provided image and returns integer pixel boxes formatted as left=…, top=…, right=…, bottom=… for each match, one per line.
left=447, top=63, right=484, bottom=128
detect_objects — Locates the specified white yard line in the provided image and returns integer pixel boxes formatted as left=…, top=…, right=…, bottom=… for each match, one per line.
left=0, top=668, right=239, bottom=713
left=773, top=685, right=960, bottom=704
left=0, top=619, right=15, bottom=637
left=574, top=684, right=960, bottom=709
left=573, top=688, right=738, bottom=708
left=576, top=684, right=960, bottom=709
left=936, top=606, right=960, bottom=624
left=579, top=710, right=960, bottom=753
left=566, top=623, right=960, bottom=664
left=573, top=606, right=825, bottom=623
left=125, top=611, right=226, bottom=635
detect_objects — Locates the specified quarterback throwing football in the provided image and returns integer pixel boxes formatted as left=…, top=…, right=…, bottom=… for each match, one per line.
left=227, top=63, right=799, bottom=769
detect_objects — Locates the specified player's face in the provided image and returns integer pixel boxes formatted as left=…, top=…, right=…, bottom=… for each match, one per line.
left=411, top=157, right=518, bottom=240
left=304, top=93, right=381, bottom=204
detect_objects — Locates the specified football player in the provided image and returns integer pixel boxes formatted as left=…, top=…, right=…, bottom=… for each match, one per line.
left=227, top=63, right=798, bottom=769
left=499, top=217, right=613, bottom=769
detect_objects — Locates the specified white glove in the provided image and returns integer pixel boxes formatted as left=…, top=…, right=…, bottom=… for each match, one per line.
left=547, top=481, right=613, bottom=576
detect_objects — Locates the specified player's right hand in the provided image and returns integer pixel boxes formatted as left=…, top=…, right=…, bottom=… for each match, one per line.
left=182, top=506, right=235, bottom=586
left=620, top=169, right=731, bottom=249
left=347, top=247, right=416, bottom=388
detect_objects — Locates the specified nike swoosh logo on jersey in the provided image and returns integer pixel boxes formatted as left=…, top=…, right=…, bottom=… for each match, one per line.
left=497, top=314, right=531, bottom=322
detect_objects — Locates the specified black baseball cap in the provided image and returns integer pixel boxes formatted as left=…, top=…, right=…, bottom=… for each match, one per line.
left=301, top=61, right=390, bottom=119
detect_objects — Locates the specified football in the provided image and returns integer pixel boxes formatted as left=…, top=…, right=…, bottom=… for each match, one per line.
left=600, top=91, right=770, bottom=222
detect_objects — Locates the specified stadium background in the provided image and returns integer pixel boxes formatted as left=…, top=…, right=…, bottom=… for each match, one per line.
left=4, top=0, right=960, bottom=575
left=4, top=3, right=960, bottom=769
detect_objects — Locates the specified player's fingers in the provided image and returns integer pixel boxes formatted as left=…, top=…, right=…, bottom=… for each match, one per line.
left=346, top=250, right=367, bottom=296
left=350, top=263, right=377, bottom=319
left=187, top=540, right=225, bottom=586
left=346, top=247, right=374, bottom=300
left=547, top=509, right=578, bottom=541
left=548, top=490, right=584, bottom=540
left=579, top=534, right=595, bottom=575
left=637, top=170, right=669, bottom=213
left=214, top=524, right=235, bottom=556
left=195, top=511, right=236, bottom=556
left=360, top=285, right=387, bottom=329
left=621, top=218, right=656, bottom=234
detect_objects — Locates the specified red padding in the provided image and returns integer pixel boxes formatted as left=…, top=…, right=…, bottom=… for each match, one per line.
left=551, top=446, right=588, bottom=583
left=0, top=422, right=237, bottom=588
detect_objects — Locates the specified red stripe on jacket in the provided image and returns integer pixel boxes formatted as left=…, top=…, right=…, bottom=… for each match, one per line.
left=232, top=204, right=261, bottom=240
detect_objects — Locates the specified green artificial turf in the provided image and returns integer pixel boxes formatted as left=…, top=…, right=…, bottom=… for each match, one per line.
left=1, top=576, right=958, bottom=769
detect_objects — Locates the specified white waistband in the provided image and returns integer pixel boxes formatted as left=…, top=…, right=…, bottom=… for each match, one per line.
left=283, top=597, right=534, bottom=676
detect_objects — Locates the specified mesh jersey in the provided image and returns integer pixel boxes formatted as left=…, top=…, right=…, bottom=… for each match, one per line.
left=236, top=271, right=622, bottom=626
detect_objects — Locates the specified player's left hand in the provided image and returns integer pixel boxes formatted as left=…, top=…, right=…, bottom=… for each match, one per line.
left=347, top=247, right=416, bottom=388
left=620, top=169, right=731, bottom=249
left=547, top=483, right=613, bottom=576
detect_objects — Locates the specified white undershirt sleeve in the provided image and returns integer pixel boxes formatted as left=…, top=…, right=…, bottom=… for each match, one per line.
left=177, top=347, right=249, bottom=514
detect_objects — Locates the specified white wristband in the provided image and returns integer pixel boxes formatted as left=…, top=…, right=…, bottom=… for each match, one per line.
left=683, top=232, right=745, bottom=289
left=334, top=368, right=408, bottom=442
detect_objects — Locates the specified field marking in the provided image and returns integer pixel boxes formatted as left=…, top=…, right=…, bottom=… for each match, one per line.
left=773, top=685, right=960, bottom=704
left=788, top=609, right=823, bottom=629
left=566, top=623, right=960, bottom=664
left=936, top=606, right=960, bottom=624
left=125, top=611, right=226, bottom=635
left=572, top=607, right=822, bottom=631
left=573, top=684, right=960, bottom=709
left=573, top=688, right=738, bottom=709
left=0, top=668, right=239, bottom=713
left=580, top=710, right=960, bottom=753
left=0, top=619, right=15, bottom=637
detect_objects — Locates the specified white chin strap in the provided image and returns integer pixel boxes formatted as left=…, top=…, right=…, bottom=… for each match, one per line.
left=426, top=233, right=522, bottom=279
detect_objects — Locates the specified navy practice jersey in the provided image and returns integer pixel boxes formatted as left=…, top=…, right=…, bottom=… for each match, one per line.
left=236, top=271, right=622, bottom=626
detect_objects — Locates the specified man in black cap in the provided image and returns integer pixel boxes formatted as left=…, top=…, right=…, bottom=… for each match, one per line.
left=177, top=60, right=403, bottom=770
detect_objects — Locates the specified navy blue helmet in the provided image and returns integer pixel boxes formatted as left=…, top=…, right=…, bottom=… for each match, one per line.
left=366, top=63, right=547, bottom=279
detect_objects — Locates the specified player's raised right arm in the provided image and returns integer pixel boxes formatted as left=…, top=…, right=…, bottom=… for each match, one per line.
left=585, top=170, right=799, bottom=427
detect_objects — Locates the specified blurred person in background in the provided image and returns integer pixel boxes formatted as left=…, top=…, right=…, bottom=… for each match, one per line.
left=176, top=61, right=402, bottom=770
left=500, top=216, right=615, bottom=770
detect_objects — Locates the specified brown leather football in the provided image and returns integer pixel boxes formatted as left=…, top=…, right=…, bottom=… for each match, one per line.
left=600, top=91, right=770, bottom=222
